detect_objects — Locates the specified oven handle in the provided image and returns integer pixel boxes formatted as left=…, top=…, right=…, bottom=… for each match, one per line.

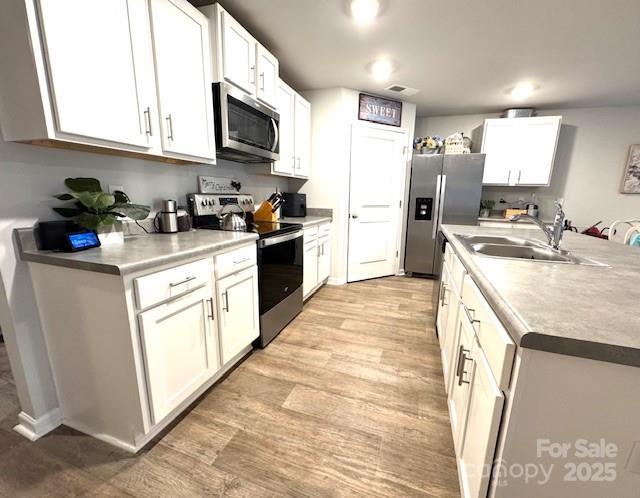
left=258, top=230, right=303, bottom=248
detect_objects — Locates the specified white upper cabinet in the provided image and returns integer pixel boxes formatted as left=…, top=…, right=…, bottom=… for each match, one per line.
left=294, top=95, right=311, bottom=178
left=256, top=45, right=279, bottom=108
left=273, top=80, right=296, bottom=176
left=0, top=0, right=216, bottom=164
left=481, top=116, right=562, bottom=186
left=149, top=0, right=216, bottom=161
left=200, top=4, right=279, bottom=109
left=219, top=9, right=257, bottom=95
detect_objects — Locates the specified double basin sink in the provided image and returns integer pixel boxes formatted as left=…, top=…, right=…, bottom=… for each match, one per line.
left=457, top=235, right=604, bottom=266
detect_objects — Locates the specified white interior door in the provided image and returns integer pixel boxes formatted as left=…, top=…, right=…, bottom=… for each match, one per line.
left=347, top=125, right=407, bottom=282
left=150, top=0, right=215, bottom=160
left=37, top=0, right=154, bottom=148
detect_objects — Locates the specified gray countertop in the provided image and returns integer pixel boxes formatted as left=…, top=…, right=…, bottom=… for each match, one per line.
left=442, top=224, right=640, bottom=367
left=18, top=229, right=258, bottom=276
left=280, top=216, right=332, bottom=228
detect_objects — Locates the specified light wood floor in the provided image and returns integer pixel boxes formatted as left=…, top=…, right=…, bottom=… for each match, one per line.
left=0, top=276, right=459, bottom=497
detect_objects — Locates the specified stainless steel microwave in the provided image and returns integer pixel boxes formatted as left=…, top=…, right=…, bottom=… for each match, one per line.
left=212, top=82, right=280, bottom=163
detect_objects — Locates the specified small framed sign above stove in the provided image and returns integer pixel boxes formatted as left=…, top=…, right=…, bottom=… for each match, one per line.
left=358, top=93, right=402, bottom=127
left=198, top=176, right=242, bottom=194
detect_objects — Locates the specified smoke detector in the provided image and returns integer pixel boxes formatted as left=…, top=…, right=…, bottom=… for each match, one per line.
left=384, top=84, right=420, bottom=97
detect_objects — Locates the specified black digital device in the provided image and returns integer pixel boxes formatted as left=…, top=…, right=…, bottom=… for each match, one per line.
left=66, top=230, right=101, bottom=252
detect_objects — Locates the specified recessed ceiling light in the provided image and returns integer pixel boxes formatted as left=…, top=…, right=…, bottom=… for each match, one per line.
left=510, top=82, right=537, bottom=101
left=351, top=0, right=379, bottom=25
left=369, top=59, right=394, bottom=82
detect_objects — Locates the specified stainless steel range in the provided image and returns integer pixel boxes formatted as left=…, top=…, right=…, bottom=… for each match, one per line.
left=187, top=193, right=303, bottom=347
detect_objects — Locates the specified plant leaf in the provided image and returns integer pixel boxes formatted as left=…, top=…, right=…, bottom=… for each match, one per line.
left=53, top=207, right=84, bottom=218
left=112, top=203, right=151, bottom=220
left=74, top=191, right=115, bottom=211
left=65, top=177, right=102, bottom=193
left=54, top=193, right=75, bottom=201
left=113, top=190, right=130, bottom=204
left=75, top=212, right=116, bottom=231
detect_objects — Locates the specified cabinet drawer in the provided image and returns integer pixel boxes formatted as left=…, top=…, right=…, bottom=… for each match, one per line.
left=319, top=223, right=331, bottom=236
left=304, top=226, right=319, bottom=243
left=215, top=244, right=257, bottom=279
left=448, top=247, right=466, bottom=296
left=135, top=259, right=212, bottom=310
left=461, top=277, right=515, bottom=391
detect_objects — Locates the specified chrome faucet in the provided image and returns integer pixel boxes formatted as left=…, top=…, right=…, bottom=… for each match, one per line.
left=509, top=201, right=566, bottom=249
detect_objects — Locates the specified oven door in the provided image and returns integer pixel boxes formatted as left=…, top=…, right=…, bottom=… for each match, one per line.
left=257, top=231, right=303, bottom=315
left=214, top=82, right=280, bottom=162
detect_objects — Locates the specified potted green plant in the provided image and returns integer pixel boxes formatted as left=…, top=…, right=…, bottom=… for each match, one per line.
left=479, top=199, right=495, bottom=218
left=53, top=177, right=150, bottom=245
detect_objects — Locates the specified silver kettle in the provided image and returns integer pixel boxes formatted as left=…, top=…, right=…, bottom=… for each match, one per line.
left=219, top=204, right=247, bottom=231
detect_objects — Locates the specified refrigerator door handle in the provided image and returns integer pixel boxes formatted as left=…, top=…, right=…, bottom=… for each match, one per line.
left=432, top=175, right=442, bottom=240
left=437, top=175, right=447, bottom=234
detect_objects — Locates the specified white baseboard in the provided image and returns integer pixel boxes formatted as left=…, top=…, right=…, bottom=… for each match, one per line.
left=13, top=408, right=61, bottom=441
left=327, top=277, right=346, bottom=286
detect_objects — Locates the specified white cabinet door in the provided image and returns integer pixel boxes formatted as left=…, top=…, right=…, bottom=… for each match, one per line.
left=436, top=264, right=453, bottom=348
left=217, top=266, right=259, bottom=364
left=459, top=338, right=505, bottom=498
left=515, top=116, right=561, bottom=186
left=37, top=0, right=156, bottom=149
left=481, top=119, right=516, bottom=185
left=273, top=80, right=296, bottom=176
left=149, top=0, right=216, bottom=161
left=220, top=10, right=256, bottom=96
left=256, top=45, right=279, bottom=108
left=139, top=286, right=218, bottom=424
left=294, top=95, right=311, bottom=178
left=303, top=241, right=319, bottom=297
left=448, top=303, right=476, bottom=453
left=317, top=236, right=331, bottom=283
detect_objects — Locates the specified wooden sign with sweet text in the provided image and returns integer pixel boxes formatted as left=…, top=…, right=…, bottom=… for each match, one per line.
left=358, top=93, right=402, bottom=127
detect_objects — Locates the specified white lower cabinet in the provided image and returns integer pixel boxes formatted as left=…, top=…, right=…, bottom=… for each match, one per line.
left=303, top=223, right=331, bottom=299
left=303, top=240, right=319, bottom=297
left=458, top=338, right=505, bottom=498
left=216, top=265, right=260, bottom=364
left=139, top=285, right=218, bottom=424
left=436, top=242, right=515, bottom=497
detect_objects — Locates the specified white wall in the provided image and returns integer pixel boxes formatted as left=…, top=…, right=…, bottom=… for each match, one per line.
left=0, top=138, right=287, bottom=429
left=416, top=106, right=640, bottom=228
left=295, top=88, right=416, bottom=284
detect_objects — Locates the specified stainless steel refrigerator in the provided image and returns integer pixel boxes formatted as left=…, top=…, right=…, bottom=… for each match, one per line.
left=404, top=153, right=485, bottom=276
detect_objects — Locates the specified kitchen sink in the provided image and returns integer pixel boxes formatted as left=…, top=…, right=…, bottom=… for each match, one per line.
left=457, top=236, right=606, bottom=266
left=458, top=235, right=544, bottom=247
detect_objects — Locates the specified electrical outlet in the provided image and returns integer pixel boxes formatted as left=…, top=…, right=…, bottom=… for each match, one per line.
left=109, top=184, right=124, bottom=194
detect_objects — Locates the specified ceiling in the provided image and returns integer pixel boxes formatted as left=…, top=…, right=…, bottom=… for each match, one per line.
left=190, top=0, right=640, bottom=116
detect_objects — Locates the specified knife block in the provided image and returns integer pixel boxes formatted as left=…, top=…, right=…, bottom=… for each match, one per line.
left=254, top=201, right=278, bottom=222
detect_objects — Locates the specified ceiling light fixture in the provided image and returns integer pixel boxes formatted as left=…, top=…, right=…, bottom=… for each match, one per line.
left=510, top=82, right=537, bottom=101
left=351, top=0, right=379, bottom=25
left=369, top=59, right=394, bottom=82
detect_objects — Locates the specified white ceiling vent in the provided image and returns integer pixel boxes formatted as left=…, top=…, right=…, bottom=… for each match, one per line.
left=385, top=84, right=420, bottom=97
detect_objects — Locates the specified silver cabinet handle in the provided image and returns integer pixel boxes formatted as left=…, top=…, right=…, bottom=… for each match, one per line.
left=144, top=107, right=152, bottom=137
left=517, top=169, right=522, bottom=184
left=507, top=170, right=512, bottom=185
left=463, top=305, right=480, bottom=325
left=260, top=72, right=265, bottom=91
left=166, top=114, right=174, bottom=141
left=440, top=283, right=448, bottom=307
left=297, top=157, right=301, bottom=170
left=222, top=291, right=229, bottom=312
left=233, top=257, right=250, bottom=265
left=169, top=276, right=196, bottom=287
left=249, top=65, right=255, bottom=85
left=291, top=156, right=296, bottom=169
left=207, top=297, right=214, bottom=320
left=456, top=345, right=472, bottom=385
